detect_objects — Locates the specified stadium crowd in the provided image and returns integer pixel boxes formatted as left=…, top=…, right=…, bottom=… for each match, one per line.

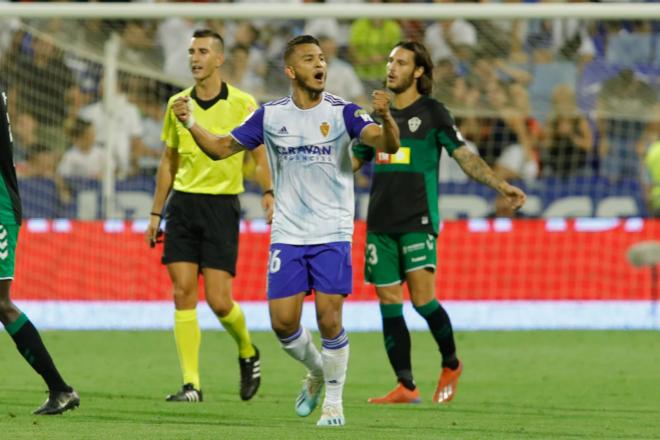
left=0, top=0, right=658, bottom=217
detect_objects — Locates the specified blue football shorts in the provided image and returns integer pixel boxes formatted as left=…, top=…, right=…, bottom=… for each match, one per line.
left=266, top=241, right=353, bottom=299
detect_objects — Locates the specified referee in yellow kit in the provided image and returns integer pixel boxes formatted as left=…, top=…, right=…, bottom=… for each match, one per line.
left=146, top=29, right=272, bottom=403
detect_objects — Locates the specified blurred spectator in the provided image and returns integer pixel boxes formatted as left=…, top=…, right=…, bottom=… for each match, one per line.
left=303, top=0, right=341, bottom=43
left=468, top=81, right=538, bottom=186
left=79, top=75, right=146, bottom=177
left=435, top=60, right=482, bottom=116
left=9, top=111, right=39, bottom=166
left=597, top=68, right=657, bottom=181
left=432, top=58, right=460, bottom=106
left=424, top=17, right=477, bottom=67
left=525, top=18, right=596, bottom=65
left=225, top=44, right=265, bottom=96
left=157, top=17, right=201, bottom=82
left=307, top=0, right=355, bottom=48
left=304, top=19, right=340, bottom=45
left=348, top=7, right=401, bottom=87
left=318, top=35, right=367, bottom=107
left=473, top=18, right=524, bottom=61
left=6, top=34, right=78, bottom=153
left=64, top=54, right=103, bottom=111
left=130, top=83, right=166, bottom=175
left=0, top=17, right=21, bottom=60
left=232, top=21, right=267, bottom=85
left=0, top=28, right=25, bottom=105
left=120, top=19, right=160, bottom=67
left=467, top=54, right=531, bottom=100
left=527, top=39, right=577, bottom=123
left=541, top=84, right=593, bottom=178
left=20, top=143, right=71, bottom=205
left=57, top=118, right=105, bottom=180
left=606, top=20, right=653, bottom=67
left=493, top=82, right=540, bottom=183
left=488, top=81, right=539, bottom=218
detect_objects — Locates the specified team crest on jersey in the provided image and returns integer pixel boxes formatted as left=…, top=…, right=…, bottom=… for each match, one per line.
left=408, top=117, right=421, bottom=132
left=320, top=121, right=330, bottom=137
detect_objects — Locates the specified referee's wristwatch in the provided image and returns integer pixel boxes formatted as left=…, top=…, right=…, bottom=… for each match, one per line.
left=263, top=189, right=274, bottom=197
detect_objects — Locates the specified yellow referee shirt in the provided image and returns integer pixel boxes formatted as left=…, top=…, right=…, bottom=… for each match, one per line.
left=161, top=82, right=257, bottom=195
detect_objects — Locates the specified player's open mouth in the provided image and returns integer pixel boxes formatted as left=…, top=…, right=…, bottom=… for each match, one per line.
left=314, top=72, right=324, bottom=81
left=191, top=66, right=202, bottom=73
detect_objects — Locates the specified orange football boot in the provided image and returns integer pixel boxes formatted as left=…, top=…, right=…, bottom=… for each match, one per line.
left=368, top=383, right=421, bottom=404
left=433, top=360, right=463, bottom=403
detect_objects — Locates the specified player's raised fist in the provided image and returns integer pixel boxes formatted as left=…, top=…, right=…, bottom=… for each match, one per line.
left=371, top=90, right=392, bottom=117
left=173, top=96, right=195, bottom=129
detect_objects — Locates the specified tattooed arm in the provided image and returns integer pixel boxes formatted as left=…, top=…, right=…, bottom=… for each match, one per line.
left=452, top=146, right=527, bottom=210
left=188, top=125, right=246, bottom=160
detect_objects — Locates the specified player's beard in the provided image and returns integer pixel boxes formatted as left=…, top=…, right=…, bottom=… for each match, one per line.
left=295, top=75, right=324, bottom=99
left=387, top=72, right=415, bottom=94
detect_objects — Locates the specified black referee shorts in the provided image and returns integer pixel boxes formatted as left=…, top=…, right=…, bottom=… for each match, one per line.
left=162, top=190, right=241, bottom=275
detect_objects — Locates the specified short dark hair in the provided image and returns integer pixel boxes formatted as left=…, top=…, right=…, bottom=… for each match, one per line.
left=192, top=29, right=224, bottom=52
left=26, top=143, right=51, bottom=160
left=284, top=35, right=320, bottom=63
left=230, top=44, right=250, bottom=55
left=70, top=117, right=92, bottom=140
left=392, top=41, right=434, bottom=95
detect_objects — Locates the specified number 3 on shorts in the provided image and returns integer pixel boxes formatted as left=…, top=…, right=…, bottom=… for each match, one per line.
left=268, top=249, right=282, bottom=273
left=366, top=243, right=378, bottom=265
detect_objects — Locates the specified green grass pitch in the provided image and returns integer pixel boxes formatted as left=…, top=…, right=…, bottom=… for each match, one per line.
left=1, top=330, right=659, bottom=439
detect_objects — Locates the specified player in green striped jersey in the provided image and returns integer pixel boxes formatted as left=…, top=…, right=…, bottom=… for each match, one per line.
left=1, top=88, right=79, bottom=414
left=353, top=42, right=525, bottom=404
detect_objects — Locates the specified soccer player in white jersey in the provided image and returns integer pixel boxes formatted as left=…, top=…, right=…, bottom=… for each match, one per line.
left=172, top=35, right=400, bottom=426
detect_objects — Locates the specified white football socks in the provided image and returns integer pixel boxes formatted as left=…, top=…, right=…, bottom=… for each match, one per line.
left=279, top=327, right=323, bottom=378
left=321, top=328, right=349, bottom=408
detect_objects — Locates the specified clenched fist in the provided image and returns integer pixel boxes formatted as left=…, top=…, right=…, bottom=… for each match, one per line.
left=173, top=96, right=195, bottom=129
left=371, top=90, right=392, bottom=117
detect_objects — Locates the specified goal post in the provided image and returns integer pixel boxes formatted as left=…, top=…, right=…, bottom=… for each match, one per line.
left=2, top=2, right=659, bottom=20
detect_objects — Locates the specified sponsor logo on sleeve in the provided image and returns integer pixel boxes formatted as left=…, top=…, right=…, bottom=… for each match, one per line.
left=354, top=109, right=373, bottom=122
left=375, top=146, right=411, bottom=165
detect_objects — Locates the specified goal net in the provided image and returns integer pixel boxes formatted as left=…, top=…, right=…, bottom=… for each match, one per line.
left=1, top=3, right=658, bottom=330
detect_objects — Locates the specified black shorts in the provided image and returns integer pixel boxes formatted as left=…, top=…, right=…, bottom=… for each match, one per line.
left=162, top=190, right=241, bottom=275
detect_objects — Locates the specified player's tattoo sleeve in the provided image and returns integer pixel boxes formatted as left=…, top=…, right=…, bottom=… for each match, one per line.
left=452, top=146, right=506, bottom=194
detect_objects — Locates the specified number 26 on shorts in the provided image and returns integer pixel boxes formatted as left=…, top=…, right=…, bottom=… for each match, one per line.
left=268, top=249, right=282, bottom=273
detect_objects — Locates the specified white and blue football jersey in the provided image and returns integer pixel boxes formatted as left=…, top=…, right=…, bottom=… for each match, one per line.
left=232, top=92, right=375, bottom=245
